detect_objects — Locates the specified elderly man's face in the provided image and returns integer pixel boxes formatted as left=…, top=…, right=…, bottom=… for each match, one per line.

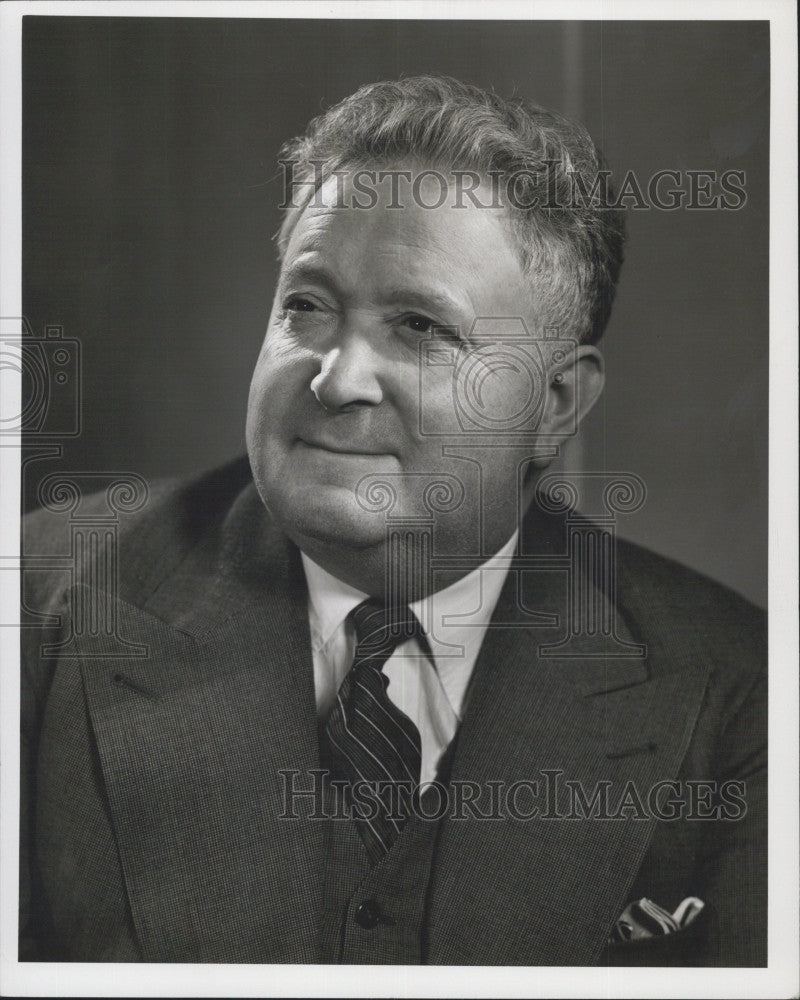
left=247, top=172, right=574, bottom=572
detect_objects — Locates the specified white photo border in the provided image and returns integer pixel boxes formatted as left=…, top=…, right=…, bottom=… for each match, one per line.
left=1, top=2, right=796, bottom=997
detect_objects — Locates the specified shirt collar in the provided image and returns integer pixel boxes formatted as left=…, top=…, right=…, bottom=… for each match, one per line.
left=409, top=531, right=518, bottom=691
left=301, top=554, right=370, bottom=652
left=301, top=529, right=519, bottom=663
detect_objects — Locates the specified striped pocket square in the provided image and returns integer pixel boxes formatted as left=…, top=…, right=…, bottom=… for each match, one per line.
left=610, top=896, right=705, bottom=943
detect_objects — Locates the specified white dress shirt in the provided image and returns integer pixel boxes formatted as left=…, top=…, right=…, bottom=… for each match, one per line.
left=301, top=530, right=518, bottom=786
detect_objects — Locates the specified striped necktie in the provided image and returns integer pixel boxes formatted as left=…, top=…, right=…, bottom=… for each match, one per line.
left=324, top=598, right=424, bottom=865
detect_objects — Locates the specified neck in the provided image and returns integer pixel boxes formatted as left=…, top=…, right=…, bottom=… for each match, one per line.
left=288, top=520, right=523, bottom=602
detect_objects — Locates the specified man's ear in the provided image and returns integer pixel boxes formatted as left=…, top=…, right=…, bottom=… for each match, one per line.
left=528, top=344, right=605, bottom=469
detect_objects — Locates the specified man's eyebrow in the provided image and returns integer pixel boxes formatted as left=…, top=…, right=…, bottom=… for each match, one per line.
left=279, top=261, right=339, bottom=292
left=279, top=264, right=469, bottom=318
left=382, top=286, right=468, bottom=317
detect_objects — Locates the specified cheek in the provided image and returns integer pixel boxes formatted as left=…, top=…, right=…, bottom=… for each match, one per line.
left=453, top=351, right=548, bottom=434
left=248, top=328, right=314, bottom=414
left=246, top=341, right=317, bottom=464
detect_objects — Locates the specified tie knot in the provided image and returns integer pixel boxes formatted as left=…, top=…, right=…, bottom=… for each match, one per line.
left=350, top=598, right=422, bottom=656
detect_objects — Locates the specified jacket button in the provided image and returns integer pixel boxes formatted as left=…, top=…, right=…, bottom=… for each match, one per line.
left=354, top=899, right=383, bottom=929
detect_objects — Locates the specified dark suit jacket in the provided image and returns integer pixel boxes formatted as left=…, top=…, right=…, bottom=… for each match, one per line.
left=20, top=457, right=767, bottom=965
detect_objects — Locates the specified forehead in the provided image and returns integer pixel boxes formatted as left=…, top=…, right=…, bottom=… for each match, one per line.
left=280, top=170, right=527, bottom=301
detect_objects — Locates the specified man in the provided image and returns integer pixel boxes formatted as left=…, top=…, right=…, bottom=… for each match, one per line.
left=20, top=76, right=766, bottom=965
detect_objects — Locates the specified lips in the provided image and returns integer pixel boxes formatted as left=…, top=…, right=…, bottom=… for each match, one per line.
left=298, top=437, right=394, bottom=458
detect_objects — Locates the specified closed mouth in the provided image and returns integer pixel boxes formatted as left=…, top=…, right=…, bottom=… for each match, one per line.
left=298, top=437, right=393, bottom=458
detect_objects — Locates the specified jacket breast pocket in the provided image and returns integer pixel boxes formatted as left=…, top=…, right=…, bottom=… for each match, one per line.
left=600, top=902, right=712, bottom=967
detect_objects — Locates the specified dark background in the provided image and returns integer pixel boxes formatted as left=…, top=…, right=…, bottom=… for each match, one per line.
left=22, top=17, right=769, bottom=607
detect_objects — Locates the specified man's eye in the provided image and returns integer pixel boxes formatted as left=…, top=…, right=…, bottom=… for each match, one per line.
left=285, top=296, right=317, bottom=312
left=402, top=315, right=461, bottom=340
left=403, top=314, right=435, bottom=333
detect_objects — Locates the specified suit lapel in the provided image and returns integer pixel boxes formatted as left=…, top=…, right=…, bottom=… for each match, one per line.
left=426, top=513, right=711, bottom=965
left=74, top=484, right=325, bottom=962
left=68, top=471, right=711, bottom=964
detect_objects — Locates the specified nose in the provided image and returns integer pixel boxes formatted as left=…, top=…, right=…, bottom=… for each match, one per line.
left=310, top=323, right=385, bottom=412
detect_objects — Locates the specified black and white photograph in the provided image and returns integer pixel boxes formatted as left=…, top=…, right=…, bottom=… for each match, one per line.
left=0, top=2, right=797, bottom=997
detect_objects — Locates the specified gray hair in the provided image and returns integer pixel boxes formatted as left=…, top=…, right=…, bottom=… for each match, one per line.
left=277, top=75, right=626, bottom=345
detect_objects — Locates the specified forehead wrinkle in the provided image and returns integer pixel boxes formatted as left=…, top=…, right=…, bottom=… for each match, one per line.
left=285, top=215, right=472, bottom=306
